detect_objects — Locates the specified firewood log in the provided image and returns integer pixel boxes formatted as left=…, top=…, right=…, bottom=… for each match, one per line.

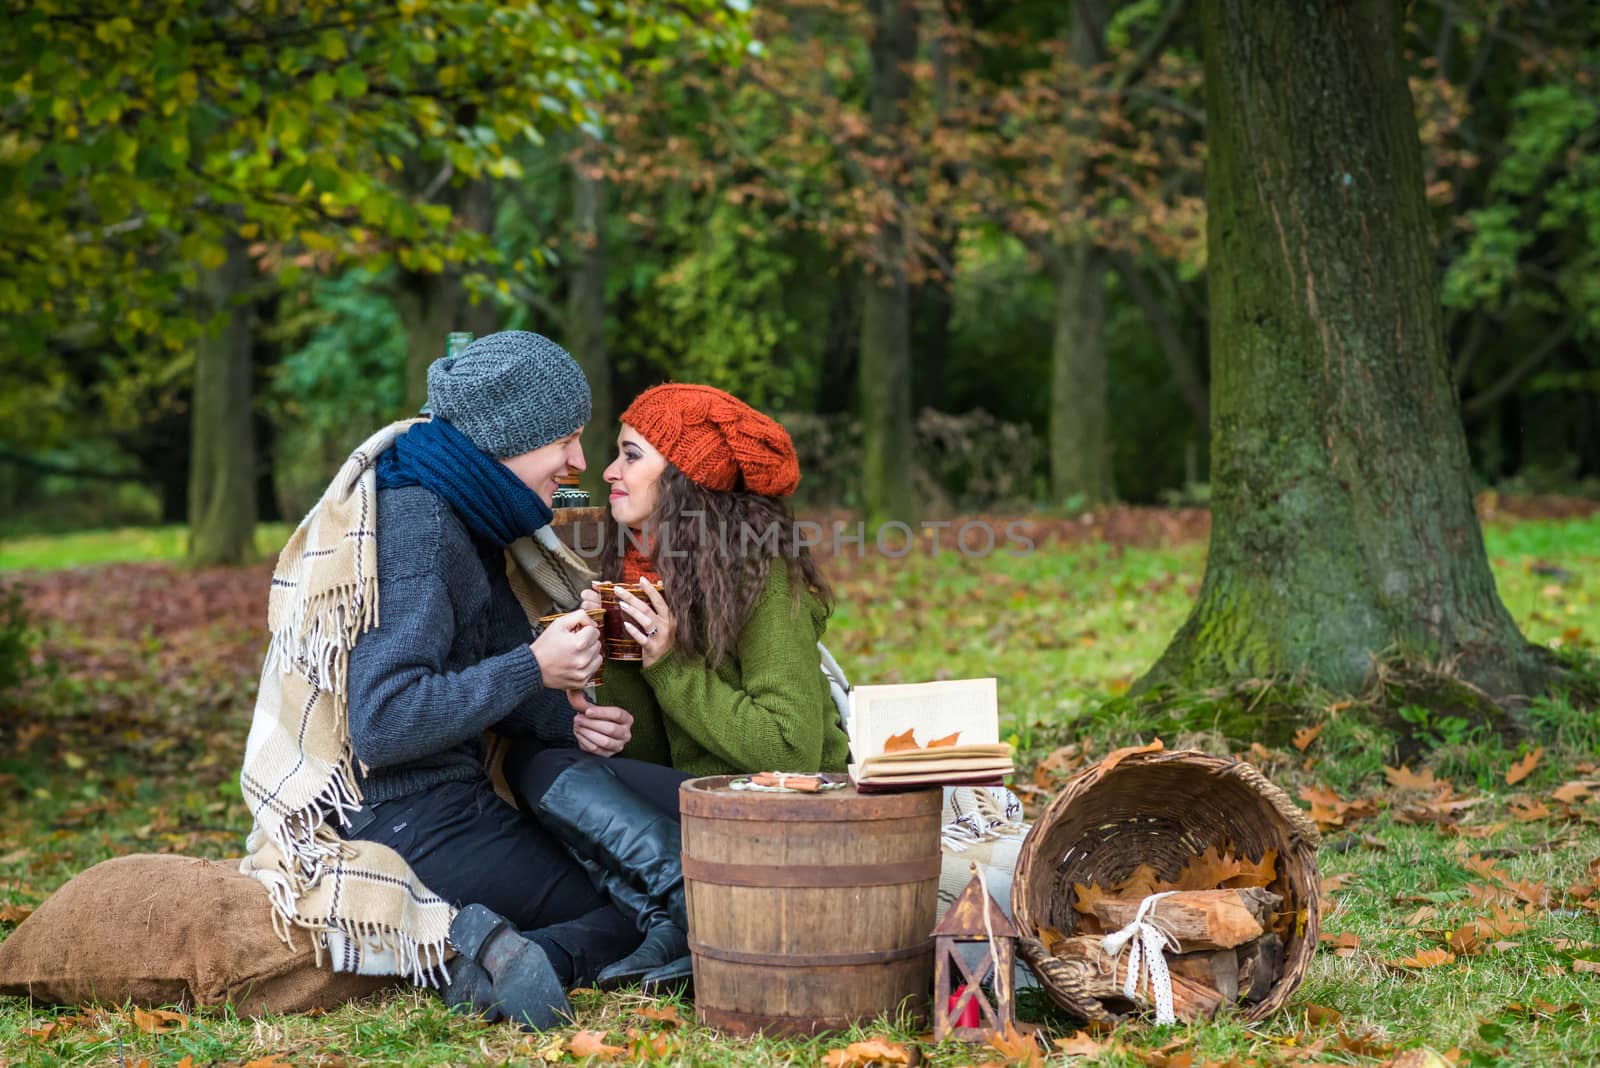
left=1048, top=935, right=1225, bottom=1020
left=1169, top=949, right=1240, bottom=1002
left=1090, top=888, right=1283, bottom=951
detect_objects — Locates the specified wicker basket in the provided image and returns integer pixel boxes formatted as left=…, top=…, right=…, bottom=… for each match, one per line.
left=1012, top=750, right=1321, bottom=1022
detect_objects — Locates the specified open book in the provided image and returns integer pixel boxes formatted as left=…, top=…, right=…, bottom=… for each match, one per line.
left=847, top=677, right=1014, bottom=791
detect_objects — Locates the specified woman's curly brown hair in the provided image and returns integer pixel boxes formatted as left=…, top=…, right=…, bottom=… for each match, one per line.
left=596, top=464, right=832, bottom=668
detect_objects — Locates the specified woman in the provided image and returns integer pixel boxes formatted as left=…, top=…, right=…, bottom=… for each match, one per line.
left=243, top=330, right=641, bottom=1031
left=503, top=382, right=850, bottom=992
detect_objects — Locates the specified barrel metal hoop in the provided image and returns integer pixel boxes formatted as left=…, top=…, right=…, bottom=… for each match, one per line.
left=689, top=938, right=933, bottom=968
left=682, top=855, right=941, bottom=887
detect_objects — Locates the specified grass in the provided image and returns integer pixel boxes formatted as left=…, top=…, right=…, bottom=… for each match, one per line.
left=0, top=524, right=294, bottom=572
left=2, top=508, right=1598, bottom=1066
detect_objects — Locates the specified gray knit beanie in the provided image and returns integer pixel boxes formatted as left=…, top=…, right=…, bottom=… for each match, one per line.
left=425, top=331, right=592, bottom=458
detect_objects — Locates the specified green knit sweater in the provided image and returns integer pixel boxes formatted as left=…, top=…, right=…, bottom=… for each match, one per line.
left=602, top=561, right=851, bottom=776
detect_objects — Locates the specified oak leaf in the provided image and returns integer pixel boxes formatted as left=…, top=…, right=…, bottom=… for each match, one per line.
left=1320, top=931, right=1360, bottom=958
left=130, top=1008, right=188, bottom=1034
left=1387, top=948, right=1456, bottom=969
left=1099, top=737, right=1163, bottom=773
left=1384, top=765, right=1441, bottom=792
left=1291, top=723, right=1323, bottom=752
left=1505, top=747, right=1543, bottom=786
left=1551, top=780, right=1596, bottom=805
left=820, top=1037, right=913, bottom=1067
left=567, top=1030, right=626, bottom=1061
left=883, top=729, right=919, bottom=753
left=1052, top=1030, right=1112, bottom=1057
left=986, top=1023, right=1045, bottom=1067
left=928, top=731, right=962, bottom=748
left=1509, top=797, right=1551, bottom=822
left=635, top=1004, right=683, bottom=1028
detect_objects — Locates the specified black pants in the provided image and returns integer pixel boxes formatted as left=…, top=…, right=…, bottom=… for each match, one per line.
left=502, top=745, right=689, bottom=822
left=337, top=777, right=638, bottom=986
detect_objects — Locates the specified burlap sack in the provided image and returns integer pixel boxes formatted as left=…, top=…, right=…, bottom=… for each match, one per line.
left=0, top=854, right=396, bottom=1016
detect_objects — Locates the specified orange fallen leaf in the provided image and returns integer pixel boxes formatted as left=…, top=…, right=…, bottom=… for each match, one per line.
left=1099, top=738, right=1163, bottom=773
left=624, top=1027, right=677, bottom=1060
left=883, top=729, right=919, bottom=753
left=130, top=1008, right=189, bottom=1034
left=1304, top=1002, right=1344, bottom=1026
left=927, top=731, right=962, bottom=748
left=820, top=1037, right=913, bottom=1067
left=0, top=903, right=34, bottom=924
left=1320, top=931, right=1360, bottom=957
left=1509, top=797, right=1552, bottom=822
left=635, top=1004, right=683, bottom=1028
left=1320, top=872, right=1358, bottom=895
left=987, top=1023, right=1046, bottom=1067
left=1506, top=747, right=1544, bottom=786
left=241, top=1058, right=293, bottom=1068
left=567, top=1030, right=625, bottom=1061
left=1551, top=781, right=1596, bottom=805
left=1292, top=723, right=1324, bottom=752
left=1388, top=948, right=1456, bottom=969
left=1053, top=1029, right=1113, bottom=1056
left=1385, top=765, right=1442, bottom=792
left=1037, top=924, right=1069, bottom=955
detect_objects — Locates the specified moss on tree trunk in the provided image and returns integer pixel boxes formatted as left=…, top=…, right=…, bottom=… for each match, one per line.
left=187, top=235, right=257, bottom=567
left=1142, top=0, right=1547, bottom=704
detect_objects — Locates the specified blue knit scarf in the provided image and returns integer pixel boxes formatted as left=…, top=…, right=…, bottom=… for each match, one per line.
left=375, top=418, right=553, bottom=547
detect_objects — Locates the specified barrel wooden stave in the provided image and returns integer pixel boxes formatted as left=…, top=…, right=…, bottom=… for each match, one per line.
left=681, top=777, right=942, bottom=1037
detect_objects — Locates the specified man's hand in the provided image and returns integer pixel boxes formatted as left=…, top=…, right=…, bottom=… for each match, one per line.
left=530, top=610, right=601, bottom=690
left=565, top=691, right=633, bottom=756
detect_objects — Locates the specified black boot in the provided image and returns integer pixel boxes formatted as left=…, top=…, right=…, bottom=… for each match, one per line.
left=448, top=903, right=571, bottom=1030
left=538, top=761, right=690, bottom=989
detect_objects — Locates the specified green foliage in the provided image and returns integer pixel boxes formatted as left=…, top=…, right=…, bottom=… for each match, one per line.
left=0, top=0, right=751, bottom=455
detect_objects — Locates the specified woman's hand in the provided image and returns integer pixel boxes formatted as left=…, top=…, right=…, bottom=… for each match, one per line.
left=580, top=585, right=602, bottom=614
left=530, top=610, right=601, bottom=690
left=617, top=582, right=674, bottom=669
left=566, top=691, right=633, bottom=756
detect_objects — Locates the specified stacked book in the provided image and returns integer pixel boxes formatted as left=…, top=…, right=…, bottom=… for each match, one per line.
left=847, top=677, right=1015, bottom=791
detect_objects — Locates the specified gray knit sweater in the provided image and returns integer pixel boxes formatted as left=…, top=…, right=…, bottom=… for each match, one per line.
left=346, top=484, right=575, bottom=804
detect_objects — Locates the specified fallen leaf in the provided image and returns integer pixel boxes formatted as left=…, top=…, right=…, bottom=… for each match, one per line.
left=1304, top=1002, right=1343, bottom=1026
left=241, top=1058, right=293, bottom=1068
left=883, top=729, right=919, bottom=753
left=820, top=1037, right=913, bottom=1067
left=1385, top=765, right=1442, bottom=792
left=1572, top=958, right=1600, bottom=975
left=1292, top=723, right=1324, bottom=751
left=1037, top=924, right=1069, bottom=955
left=635, top=1004, right=683, bottom=1028
left=1506, top=747, right=1544, bottom=786
left=624, top=1027, right=677, bottom=1060
left=567, top=1030, right=625, bottom=1061
left=987, top=1023, right=1045, bottom=1067
left=1320, top=872, right=1358, bottom=895
left=1551, top=781, right=1596, bottom=805
left=1509, top=797, right=1552, bottom=822
left=1389, top=1050, right=1451, bottom=1068
left=928, top=731, right=962, bottom=748
left=1446, top=923, right=1483, bottom=956
left=530, top=1037, right=567, bottom=1062
left=1387, top=948, right=1456, bottom=969
left=0, top=903, right=34, bottom=923
left=1099, top=737, right=1164, bottom=773
left=131, top=1008, right=189, bottom=1034
left=1053, top=1029, right=1113, bottom=1056
left=1320, top=931, right=1360, bottom=957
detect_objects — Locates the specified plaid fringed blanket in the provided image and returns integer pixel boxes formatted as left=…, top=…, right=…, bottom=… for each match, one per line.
left=239, top=419, right=593, bottom=981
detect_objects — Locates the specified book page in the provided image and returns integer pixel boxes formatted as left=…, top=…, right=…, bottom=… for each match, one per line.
left=848, top=677, right=999, bottom=759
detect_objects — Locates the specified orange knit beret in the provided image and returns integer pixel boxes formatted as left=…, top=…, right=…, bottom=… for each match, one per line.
left=620, top=384, right=800, bottom=497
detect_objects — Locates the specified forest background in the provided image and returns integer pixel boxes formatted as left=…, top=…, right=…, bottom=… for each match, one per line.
left=4, top=0, right=1598, bottom=553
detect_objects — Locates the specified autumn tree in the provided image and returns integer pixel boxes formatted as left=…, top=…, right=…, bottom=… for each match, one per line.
left=1141, top=0, right=1555, bottom=704
left=1, top=1, right=747, bottom=565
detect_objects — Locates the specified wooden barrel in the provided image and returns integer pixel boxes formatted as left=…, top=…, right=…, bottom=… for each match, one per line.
left=680, top=775, right=943, bottom=1036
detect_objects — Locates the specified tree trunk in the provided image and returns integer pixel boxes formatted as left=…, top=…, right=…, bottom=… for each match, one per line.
left=187, top=235, right=258, bottom=567
left=1142, top=0, right=1543, bottom=700
left=398, top=179, right=499, bottom=410
left=1049, top=243, right=1114, bottom=505
left=859, top=0, right=919, bottom=527
left=569, top=139, right=612, bottom=485
left=1048, top=0, right=1115, bottom=508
